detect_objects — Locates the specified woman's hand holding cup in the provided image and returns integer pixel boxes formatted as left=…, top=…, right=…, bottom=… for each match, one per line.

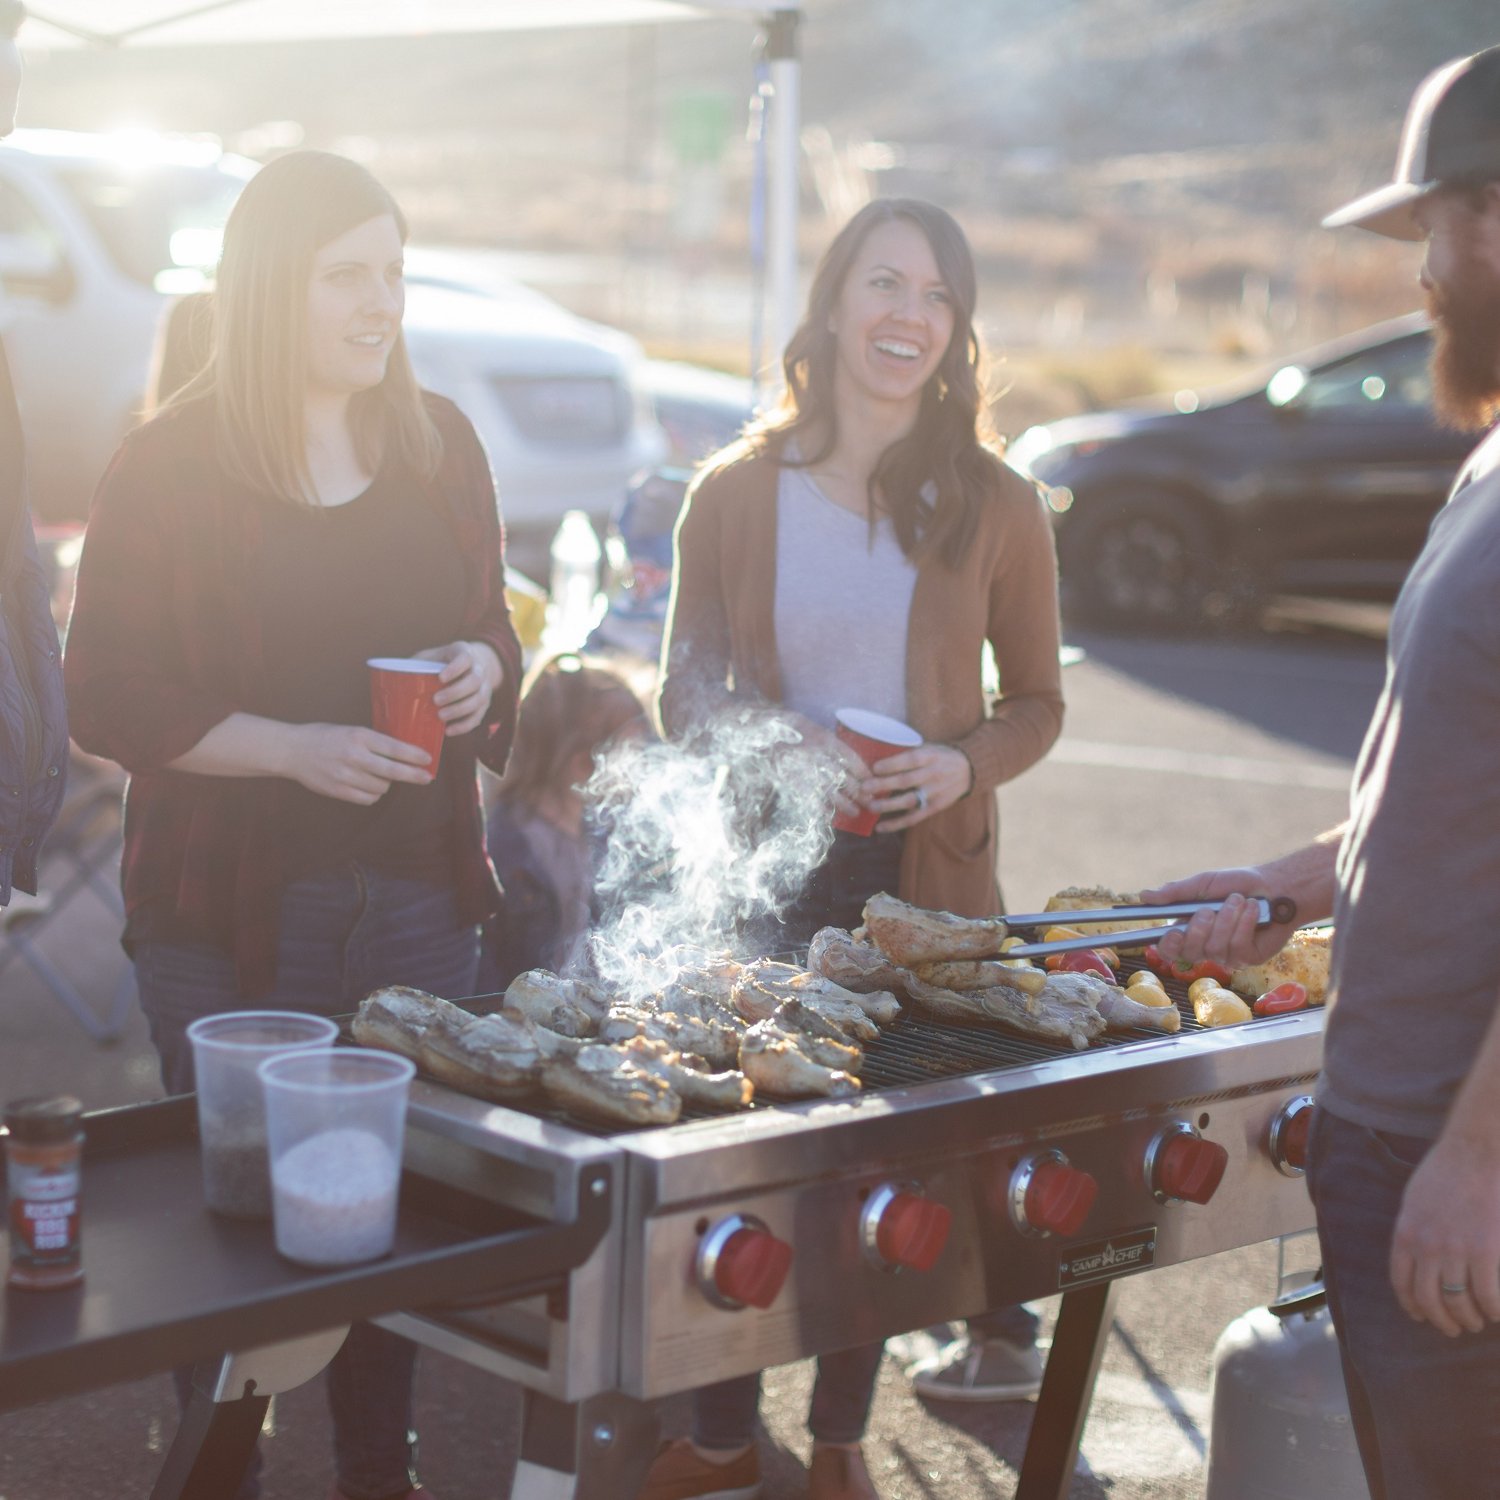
left=777, top=711, right=870, bottom=820
left=414, top=640, right=504, bottom=735
left=859, top=743, right=973, bottom=832
left=287, top=723, right=435, bottom=805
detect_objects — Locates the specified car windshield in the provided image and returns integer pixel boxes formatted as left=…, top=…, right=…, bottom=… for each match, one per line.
left=52, top=159, right=246, bottom=291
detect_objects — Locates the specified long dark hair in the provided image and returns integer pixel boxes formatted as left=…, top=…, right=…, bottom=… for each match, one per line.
left=751, top=198, right=1002, bottom=568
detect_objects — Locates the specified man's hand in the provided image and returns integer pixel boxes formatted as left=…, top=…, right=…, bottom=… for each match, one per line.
left=415, top=640, right=504, bottom=736
left=1140, top=869, right=1294, bottom=971
left=1390, top=1132, right=1500, bottom=1336
left=1141, top=830, right=1344, bottom=970
left=285, top=723, right=434, bottom=805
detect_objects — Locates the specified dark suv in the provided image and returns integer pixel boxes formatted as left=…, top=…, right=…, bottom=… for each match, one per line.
left=1011, top=314, right=1484, bottom=629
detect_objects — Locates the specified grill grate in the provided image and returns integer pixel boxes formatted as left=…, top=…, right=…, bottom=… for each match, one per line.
left=381, top=956, right=1215, bottom=1136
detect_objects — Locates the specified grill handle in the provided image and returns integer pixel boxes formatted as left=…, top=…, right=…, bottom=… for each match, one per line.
left=1001, top=897, right=1297, bottom=959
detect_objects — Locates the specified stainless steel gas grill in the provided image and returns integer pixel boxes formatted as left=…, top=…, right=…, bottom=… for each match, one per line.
left=382, top=981, right=1323, bottom=1500
left=0, top=969, right=1323, bottom=1500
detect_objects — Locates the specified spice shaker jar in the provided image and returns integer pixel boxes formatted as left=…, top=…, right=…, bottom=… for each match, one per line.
left=5, top=1095, right=84, bottom=1290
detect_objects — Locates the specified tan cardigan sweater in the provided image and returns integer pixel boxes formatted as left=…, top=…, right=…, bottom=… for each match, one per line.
left=657, top=441, right=1065, bottom=919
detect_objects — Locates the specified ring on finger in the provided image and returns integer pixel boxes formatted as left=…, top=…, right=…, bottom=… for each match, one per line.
left=914, top=787, right=928, bottom=812
left=1441, top=1280, right=1470, bottom=1296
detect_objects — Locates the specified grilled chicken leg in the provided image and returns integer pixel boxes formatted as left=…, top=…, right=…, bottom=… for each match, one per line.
left=740, top=1021, right=861, bottom=1099
left=862, top=893, right=1009, bottom=966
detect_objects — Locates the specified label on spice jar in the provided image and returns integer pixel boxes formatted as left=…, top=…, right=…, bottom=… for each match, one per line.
left=8, top=1158, right=81, bottom=1266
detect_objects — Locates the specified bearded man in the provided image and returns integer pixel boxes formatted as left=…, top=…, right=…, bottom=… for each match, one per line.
left=1144, top=44, right=1500, bottom=1499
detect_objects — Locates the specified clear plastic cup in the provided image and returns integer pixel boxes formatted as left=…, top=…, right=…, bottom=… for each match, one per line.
left=187, top=1011, right=339, bottom=1219
left=258, top=1048, right=416, bottom=1267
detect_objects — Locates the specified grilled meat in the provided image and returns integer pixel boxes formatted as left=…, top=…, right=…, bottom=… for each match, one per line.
left=540, top=1044, right=682, bottom=1127
left=1042, top=886, right=1151, bottom=940
left=910, top=958, right=1046, bottom=995
left=902, top=974, right=1104, bottom=1049
left=739, top=1021, right=861, bottom=1099
left=353, top=986, right=476, bottom=1065
left=1230, top=928, right=1332, bottom=1006
left=862, top=892, right=1008, bottom=966
left=768, top=1000, right=866, bottom=1068
left=615, top=1036, right=754, bottom=1110
left=597, top=1005, right=742, bottom=1072
left=806, top=927, right=909, bottom=996
left=1050, top=973, right=1181, bottom=1034
left=731, top=966, right=880, bottom=1041
left=504, top=970, right=600, bottom=1038
left=668, top=955, right=743, bottom=1007
left=419, top=1011, right=547, bottom=1098
left=653, top=982, right=746, bottom=1029
left=731, top=958, right=898, bottom=1034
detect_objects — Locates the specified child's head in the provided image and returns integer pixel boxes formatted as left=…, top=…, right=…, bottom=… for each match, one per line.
left=500, top=653, right=648, bottom=810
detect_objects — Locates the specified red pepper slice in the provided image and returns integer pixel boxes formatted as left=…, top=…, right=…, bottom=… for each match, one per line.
left=1177, top=958, right=1233, bottom=986
left=1056, top=948, right=1115, bottom=982
left=1253, top=981, right=1309, bottom=1017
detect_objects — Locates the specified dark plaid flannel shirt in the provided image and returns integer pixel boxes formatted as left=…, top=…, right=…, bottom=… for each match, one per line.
left=63, top=393, right=523, bottom=996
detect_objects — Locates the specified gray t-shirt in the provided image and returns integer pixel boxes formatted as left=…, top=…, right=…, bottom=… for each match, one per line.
left=773, top=464, right=917, bottom=729
left=1320, top=424, right=1500, bottom=1138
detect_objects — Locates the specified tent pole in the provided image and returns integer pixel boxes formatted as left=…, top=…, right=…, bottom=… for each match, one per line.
left=765, top=7, right=800, bottom=381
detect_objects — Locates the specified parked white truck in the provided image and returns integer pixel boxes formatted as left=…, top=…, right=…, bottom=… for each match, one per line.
left=0, top=128, right=662, bottom=577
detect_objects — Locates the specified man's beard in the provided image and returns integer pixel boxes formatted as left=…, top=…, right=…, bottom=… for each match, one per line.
left=1424, top=244, right=1500, bottom=433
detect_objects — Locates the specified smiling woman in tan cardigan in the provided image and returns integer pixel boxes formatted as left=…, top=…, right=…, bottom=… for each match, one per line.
left=645, top=199, right=1064, bottom=1500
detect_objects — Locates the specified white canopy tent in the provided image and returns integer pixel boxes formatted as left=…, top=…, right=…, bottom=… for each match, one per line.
left=20, top=0, right=806, bottom=366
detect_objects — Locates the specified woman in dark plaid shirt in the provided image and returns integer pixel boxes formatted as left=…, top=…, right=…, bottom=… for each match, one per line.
left=64, top=150, right=523, bottom=1500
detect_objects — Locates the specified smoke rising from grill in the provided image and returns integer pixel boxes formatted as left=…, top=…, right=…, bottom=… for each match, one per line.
left=582, top=707, right=845, bottom=1000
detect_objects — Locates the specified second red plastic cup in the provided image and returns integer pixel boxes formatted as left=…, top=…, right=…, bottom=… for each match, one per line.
left=833, top=708, right=923, bottom=837
left=367, top=658, right=446, bottom=775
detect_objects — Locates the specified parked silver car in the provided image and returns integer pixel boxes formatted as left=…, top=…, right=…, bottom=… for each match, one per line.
left=0, top=129, right=663, bottom=575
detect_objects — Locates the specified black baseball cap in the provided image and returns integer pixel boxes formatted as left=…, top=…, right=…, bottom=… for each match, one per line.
left=1324, top=45, right=1500, bottom=241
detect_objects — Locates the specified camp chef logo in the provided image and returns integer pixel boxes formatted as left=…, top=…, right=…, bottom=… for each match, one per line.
left=1058, top=1227, right=1158, bottom=1290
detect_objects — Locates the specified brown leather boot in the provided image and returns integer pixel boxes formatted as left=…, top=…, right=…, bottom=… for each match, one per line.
left=807, top=1444, right=877, bottom=1500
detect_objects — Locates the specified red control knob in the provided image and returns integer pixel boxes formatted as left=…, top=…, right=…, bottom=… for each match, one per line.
left=711, top=1225, right=793, bottom=1310
left=1269, top=1095, right=1315, bottom=1176
left=1280, top=1108, right=1311, bottom=1171
left=874, top=1192, right=953, bottom=1272
left=1018, top=1158, right=1099, bottom=1237
left=1152, top=1131, right=1229, bottom=1204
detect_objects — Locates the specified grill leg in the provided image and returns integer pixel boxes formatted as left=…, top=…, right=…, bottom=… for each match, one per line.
left=148, top=1365, right=269, bottom=1500
left=510, top=1389, right=660, bottom=1500
left=1015, top=1279, right=1119, bottom=1500
left=149, top=1331, right=349, bottom=1500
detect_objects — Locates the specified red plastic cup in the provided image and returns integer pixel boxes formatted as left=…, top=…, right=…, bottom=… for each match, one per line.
left=367, top=658, right=446, bottom=774
left=833, top=708, right=923, bottom=837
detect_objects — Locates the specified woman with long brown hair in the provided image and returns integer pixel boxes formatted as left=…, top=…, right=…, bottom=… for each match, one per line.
left=65, top=149, right=522, bottom=1500
left=647, top=199, right=1064, bottom=1500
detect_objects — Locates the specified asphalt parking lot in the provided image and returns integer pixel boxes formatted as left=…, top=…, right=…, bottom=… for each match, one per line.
left=0, top=612, right=1386, bottom=1499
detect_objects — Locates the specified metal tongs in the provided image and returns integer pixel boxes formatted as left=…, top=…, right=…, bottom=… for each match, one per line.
left=998, top=897, right=1298, bottom=959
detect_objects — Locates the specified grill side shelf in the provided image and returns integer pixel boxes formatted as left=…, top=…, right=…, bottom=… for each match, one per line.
left=0, top=1096, right=614, bottom=1413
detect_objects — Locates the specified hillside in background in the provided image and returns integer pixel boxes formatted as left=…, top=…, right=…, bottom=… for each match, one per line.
left=13, top=0, right=1498, bottom=387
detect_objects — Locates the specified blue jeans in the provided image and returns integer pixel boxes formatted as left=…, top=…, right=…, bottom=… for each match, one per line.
left=1308, top=1106, right=1500, bottom=1500
left=135, top=865, right=480, bottom=1500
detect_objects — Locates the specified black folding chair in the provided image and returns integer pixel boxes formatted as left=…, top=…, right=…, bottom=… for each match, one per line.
left=0, top=756, right=134, bottom=1043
